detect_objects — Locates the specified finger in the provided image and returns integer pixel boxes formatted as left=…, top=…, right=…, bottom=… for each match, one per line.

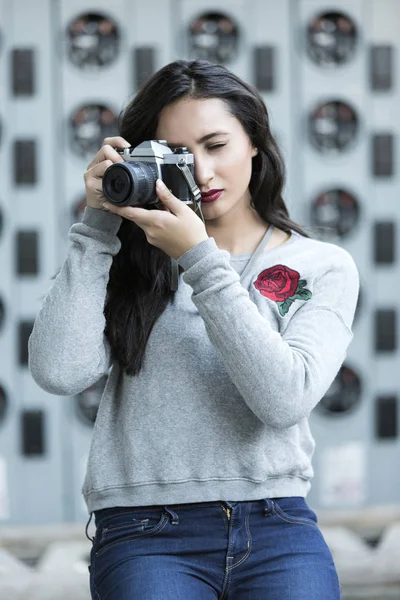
left=87, top=138, right=130, bottom=170
left=102, top=136, right=130, bottom=149
left=87, top=145, right=125, bottom=170
left=102, top=202, right=164, bottom=228
left=84, top=160, right=113, bottom=182
left=155, top=179, right=183, bottom=215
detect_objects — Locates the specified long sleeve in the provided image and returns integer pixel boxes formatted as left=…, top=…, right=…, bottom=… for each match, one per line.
left=177, top=237, right=359, bottom=430
left=28, top=207, right=122, bottom=396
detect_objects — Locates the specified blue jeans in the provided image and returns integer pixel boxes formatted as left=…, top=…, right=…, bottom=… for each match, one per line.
left=87, top=497, right=341, bottom=599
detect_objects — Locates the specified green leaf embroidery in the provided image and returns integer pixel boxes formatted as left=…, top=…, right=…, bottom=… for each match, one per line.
left=276, top=281, right=312, bottom=316
left=292, top=289, right=312, bottom=300
left=277, top=298, right=294, bottom=317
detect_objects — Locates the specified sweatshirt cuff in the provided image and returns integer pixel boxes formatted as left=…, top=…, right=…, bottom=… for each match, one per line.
left=177, top=237, right=221, bottom=271
left=82, top=206, right=122, bottom=235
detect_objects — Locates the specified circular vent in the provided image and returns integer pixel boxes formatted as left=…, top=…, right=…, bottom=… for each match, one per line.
left=307, top=11, right=358, bottom=67
left=309, top=100, right=359, bottom=154
left=70, top=104, right=118, bottom=158
left=66, top=12, right=120, bottom=70
left=311, top=189, right=360, bottom=238
left=189, top=12, right=239, bottom=64
left=318, top=364, right=361, bottom=415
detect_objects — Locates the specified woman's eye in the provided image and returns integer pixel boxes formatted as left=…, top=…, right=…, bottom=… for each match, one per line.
left=207, top=144, right=226, bottom=151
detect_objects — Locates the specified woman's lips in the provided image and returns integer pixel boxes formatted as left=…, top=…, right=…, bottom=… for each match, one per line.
left=201, top=190, right=223, bottom=203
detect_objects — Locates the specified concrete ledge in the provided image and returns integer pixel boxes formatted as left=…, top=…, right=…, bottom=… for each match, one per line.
left=0, top=524, right=89, bottom=564
left=0, top=548, right=37, bottom=600
left=342, top=587, right=400, bottom=600
left=28, top=541, right=91, bottom=600
left=316, top=504, right=400, bottom=540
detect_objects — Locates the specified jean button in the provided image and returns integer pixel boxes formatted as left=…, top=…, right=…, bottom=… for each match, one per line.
left=263, top=498, right=274, bottom=516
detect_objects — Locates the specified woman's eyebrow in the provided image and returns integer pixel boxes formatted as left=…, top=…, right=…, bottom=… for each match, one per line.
left=168, top=132, right=229, bottom=147
left=196, top=131, right=230, bottom=143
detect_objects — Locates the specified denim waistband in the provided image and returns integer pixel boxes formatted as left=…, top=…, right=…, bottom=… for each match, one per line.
left=85, top=497, right=287, bottom=542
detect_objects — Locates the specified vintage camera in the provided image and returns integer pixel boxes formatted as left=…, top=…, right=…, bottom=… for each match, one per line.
left=102, top=140, right=201, bottom=208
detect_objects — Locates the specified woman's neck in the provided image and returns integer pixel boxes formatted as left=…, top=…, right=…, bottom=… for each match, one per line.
left=205, top=207, right=269, bottom=255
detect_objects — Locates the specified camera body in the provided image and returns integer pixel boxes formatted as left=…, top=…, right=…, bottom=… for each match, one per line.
left=102, top=140, right=198, bottom=208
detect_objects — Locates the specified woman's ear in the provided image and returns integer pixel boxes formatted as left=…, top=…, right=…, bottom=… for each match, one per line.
left=252, top=147, right=258, bottom=157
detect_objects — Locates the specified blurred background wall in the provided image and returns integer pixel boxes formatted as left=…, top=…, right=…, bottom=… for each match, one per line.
left=0, top=0, right=399, bottom=527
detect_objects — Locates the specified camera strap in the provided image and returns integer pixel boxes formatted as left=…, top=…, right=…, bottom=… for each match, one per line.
left=176, top=160, right=202, bottom=206
left=170, top=161, right=206, bottom=291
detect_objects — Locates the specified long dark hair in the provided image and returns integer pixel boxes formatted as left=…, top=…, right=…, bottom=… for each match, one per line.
left=104, top=59, right=309, bottom=376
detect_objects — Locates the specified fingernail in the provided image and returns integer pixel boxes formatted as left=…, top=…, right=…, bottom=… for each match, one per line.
left=156, top=179, right=165, bottom=189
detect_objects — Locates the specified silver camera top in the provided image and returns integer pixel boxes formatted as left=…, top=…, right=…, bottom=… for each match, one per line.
left=118, top=140, right=170, bottom=161
left=117, top=140, right=194, bottom=166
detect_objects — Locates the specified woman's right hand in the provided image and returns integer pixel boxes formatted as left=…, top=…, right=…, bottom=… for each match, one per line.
left=84, top=136, right=131, bottom=210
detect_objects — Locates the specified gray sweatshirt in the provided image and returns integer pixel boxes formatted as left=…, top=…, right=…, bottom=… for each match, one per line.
left=28, top=207, right=359, bottom=514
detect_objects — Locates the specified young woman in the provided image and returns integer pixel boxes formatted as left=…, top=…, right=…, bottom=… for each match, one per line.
left=29, top=59, right=359, bottom=600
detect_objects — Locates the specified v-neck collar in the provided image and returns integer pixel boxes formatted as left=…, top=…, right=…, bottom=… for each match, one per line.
left=239, top=225, right=275, bottom=282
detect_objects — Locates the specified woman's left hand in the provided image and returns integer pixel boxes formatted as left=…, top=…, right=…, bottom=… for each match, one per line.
left=102, top=179, right=208, bottom=259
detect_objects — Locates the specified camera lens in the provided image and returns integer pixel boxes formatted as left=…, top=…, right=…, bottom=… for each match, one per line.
left=102, top=164, right=132, bottom=205
left=102, top=161, right=158, bottom=207
left=111, top=173, right=129, bottom=195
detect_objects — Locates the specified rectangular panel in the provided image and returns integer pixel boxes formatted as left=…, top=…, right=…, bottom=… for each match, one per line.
left=254, top=46, right=275, bottom=92
left=134, top=47, right=155, bottom=89
left=372, top=134, right=394, bottom=177
left=370, top=45, right=393, bottom=91
left=374, top=221, right=396, bottom=264
left=14, top=140, right=37, bottom=185
left=375, top=309, right=397, bottom=352
left=21, top=409, right=45, bottom=456
left=12, top=48, right=35, bottom=96
left=16, top=231, right=39, bottom=275
left=375, top=396, right=398, bottom=439
left=18, top=320, right=34, bottom=366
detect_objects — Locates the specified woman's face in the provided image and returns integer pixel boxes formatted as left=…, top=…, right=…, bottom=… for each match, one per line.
left=155, top=97, right=257, bottom=223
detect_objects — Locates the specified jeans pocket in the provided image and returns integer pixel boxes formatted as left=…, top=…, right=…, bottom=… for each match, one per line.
left=271, top=497, right=318, bottom=527
left=94, top=508, right=169, bottom=557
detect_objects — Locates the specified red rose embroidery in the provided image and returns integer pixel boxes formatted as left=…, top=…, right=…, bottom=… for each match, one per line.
left=254, top=265, right=312, bottom=316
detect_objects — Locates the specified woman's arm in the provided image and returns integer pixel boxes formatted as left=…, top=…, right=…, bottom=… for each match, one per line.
left=28, top=207, right=122, bottom=395
left=177, top=237, right=359, bottom=430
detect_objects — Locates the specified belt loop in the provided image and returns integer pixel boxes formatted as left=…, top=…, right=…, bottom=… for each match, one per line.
left=263, top=498, right=274, bottom=517
left=85, top=511, right=95, bottom=542
left=164, top=507, right=179, bottom=525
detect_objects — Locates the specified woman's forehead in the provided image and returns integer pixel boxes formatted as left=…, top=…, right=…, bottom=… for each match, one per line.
left=156, top=97, right=237, bottom=140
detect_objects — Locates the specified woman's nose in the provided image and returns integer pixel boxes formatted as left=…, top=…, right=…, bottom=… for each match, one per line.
left=194, top=156, right=214, bottom=187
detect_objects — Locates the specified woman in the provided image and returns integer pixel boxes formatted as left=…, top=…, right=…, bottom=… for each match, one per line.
left=29, top=59, right=359, bottom=599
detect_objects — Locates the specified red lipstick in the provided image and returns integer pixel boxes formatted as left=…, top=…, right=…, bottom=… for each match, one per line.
left=201, top=189, right=223, bottom=203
